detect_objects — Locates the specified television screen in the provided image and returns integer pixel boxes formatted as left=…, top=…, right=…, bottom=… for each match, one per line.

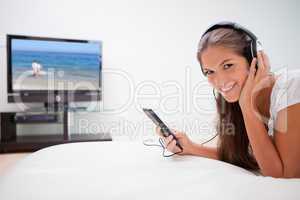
left=8, top=35, right=101, bottom=92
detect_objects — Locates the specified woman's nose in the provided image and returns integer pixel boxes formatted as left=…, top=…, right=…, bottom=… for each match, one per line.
left=214, top=73, right=229, bottom=88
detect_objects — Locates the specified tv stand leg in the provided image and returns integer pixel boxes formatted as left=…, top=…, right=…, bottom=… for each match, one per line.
left=63, top=103, right=69, bottom=140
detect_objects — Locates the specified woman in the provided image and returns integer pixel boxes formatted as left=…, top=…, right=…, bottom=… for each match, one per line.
left=32, top=60, right=42, bottom=77
left=156, top=22, right=300, bottom=178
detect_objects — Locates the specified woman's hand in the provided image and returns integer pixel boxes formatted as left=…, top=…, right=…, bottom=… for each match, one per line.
left=155, top=126, right=195, bottom=155
left=239, top=51, right=272, bottom=112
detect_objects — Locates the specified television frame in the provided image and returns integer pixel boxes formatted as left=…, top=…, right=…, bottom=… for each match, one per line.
left=6, top=34, right=102, bottom=103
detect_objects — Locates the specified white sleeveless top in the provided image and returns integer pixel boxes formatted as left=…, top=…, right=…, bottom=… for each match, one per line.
left=268, top=69, right=300, bottom=136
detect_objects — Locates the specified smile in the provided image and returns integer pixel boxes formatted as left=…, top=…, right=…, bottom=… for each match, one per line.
left=220, top=83, right=236, bottom=93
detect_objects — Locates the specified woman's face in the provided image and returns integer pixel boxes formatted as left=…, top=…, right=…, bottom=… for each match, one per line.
left=200, top=46, right=250, bottom=103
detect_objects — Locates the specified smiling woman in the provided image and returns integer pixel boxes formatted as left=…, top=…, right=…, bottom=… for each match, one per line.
left=156, top=21, right=300, bottom=178
left=196, top=23, right=274, bottom=171
left=200, top=46, right=250, bottom=103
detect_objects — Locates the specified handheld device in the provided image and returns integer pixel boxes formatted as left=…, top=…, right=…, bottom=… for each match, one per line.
left=142, top=108, right=183, bottom=150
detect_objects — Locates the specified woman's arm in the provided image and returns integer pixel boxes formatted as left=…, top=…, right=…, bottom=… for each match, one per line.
left=272, top=103, right=300, bottom=178
left=241, top=107, right=284, bottom=178
left=188, top=142, right=219, bottom=160
left=238, top=52, right=286, bottom=177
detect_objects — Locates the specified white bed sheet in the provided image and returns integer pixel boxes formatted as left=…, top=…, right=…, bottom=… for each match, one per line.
left=0, top=141, right=299, bottom=200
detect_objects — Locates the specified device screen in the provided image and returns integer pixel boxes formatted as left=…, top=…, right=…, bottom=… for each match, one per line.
left=142, top=108, right=165, bottom=127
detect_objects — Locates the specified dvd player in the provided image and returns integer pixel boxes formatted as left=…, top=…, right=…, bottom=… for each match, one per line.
left=15, top=113, right=59, bottom=123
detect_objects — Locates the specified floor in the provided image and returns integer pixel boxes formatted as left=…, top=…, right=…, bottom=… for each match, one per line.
left=0, top=153, right=30, bottom=175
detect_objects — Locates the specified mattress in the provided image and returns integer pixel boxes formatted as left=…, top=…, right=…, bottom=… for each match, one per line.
left=0, top=141, right=299, bottom=200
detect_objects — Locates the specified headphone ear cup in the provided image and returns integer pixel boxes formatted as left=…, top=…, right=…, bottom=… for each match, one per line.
left=249, top=40, right=263, bottom=59
left=254, top=41, right=263, bottom=71
left=243, top=42, right=253, bottom=64
left=251, top=40, right=257, bottom=58
left=256, top=40, right=263, bottom=52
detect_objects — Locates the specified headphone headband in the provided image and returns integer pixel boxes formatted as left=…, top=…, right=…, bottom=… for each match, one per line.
left=201, top=21, right=262, bottom=64
left=201, top=21, right=257, bottom=41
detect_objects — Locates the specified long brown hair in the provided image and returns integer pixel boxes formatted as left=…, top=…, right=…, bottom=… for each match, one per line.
left=197, top=28, right=259, bottom=170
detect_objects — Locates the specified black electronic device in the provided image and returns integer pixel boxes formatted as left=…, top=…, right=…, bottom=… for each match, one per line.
left=14, top=113, right=58, bottom=123
left=142, top=108, right=183, bottom=150
left=6, top=34, right=102, bottom=103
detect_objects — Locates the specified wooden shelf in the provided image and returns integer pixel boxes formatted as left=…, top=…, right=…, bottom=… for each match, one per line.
left=1, top=110, right=113, bottom=153
left=0, top=133, right=112, bottom=153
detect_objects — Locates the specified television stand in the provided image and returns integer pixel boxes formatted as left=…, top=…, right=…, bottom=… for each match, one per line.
left=0, top=104, right=112, bottom=153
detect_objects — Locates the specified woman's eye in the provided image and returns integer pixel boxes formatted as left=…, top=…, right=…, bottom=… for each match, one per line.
left=224, top=64, right=233, bottom=69
left=204, top=70, right=214, bottom=76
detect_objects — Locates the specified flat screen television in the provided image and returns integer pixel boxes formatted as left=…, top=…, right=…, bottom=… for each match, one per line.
left=7, top=35, right=102, bottom=104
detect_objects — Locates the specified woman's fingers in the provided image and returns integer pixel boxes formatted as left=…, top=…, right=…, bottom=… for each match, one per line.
left=257, top=51, right=265, bottom=69
left=156, top=126, right=163, bottom=137
left=162, top=135, right=180, bottom=153
left=166, top=139, right=179, bottom=152
left=262, top=51, right=271, bottom=74
left=248, top=58, right=257, bottom=80
left=156, top=127, right=183, bottom=153
left=254, top=51, right=272, bottom=90
left=160, top=135, right=172, bottom=147
left=257, top=51, right=271, bottom=77
left=165, top=135, right=173, bottom=146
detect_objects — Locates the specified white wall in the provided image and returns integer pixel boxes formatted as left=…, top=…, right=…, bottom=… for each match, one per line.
left=0, top=0, right=299, bottom=141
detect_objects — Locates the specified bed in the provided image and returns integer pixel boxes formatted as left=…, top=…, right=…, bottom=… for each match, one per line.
left=0, top=141, right=299, bottom=200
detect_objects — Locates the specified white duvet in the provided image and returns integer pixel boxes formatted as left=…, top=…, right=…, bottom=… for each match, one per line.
left=0, top=141, right=299, bottom=200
